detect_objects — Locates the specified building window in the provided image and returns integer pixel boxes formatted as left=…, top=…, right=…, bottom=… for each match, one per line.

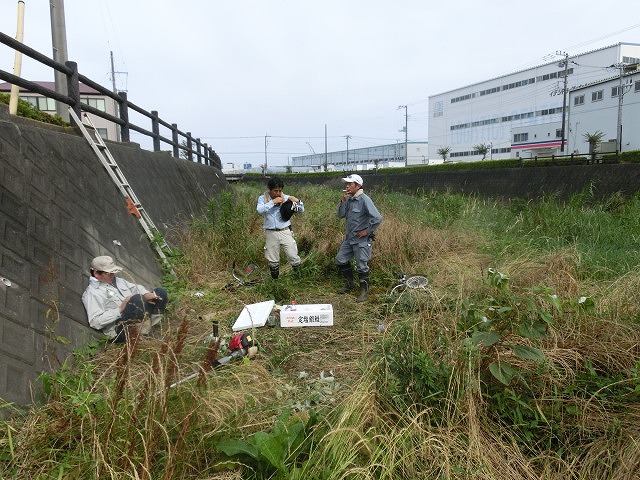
left=635, top=80, right=640, bottom=92
left=480, top=86, right=501, bottom=96
left=96, top=128, right=108, bottom=140
left=536, top=107, right=563, bottom=117
left=513, top=133, right=528, bottom=143
left=574, top=94, right=585, bottom=106
left=611, top=86, right=620, bottom=97
left=81, top=96, right=106, bottom=112
left=451, top=93, right=474, bottom=103
left=433, top=101, right=443, bottom=118
left=22, top=95, right=56, bottom=112
left=591, top=90, right=603, bottom=102
left=622, top=56, right=640, bottom=64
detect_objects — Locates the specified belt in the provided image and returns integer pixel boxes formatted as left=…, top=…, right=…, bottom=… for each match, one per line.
left=267, top=226, right=290, bottom=231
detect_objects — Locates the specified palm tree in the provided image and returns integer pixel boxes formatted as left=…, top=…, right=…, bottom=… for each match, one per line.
left=473, top=143, right=490, bottom=160
left=583, top=130, right=605, bottom=161
left=437, top=146, right=451, bottom=162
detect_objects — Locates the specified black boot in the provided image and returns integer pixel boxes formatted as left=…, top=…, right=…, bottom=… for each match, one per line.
left=270, top=265, right=280, bottom=279
left=337, top=264, right=355, bottom=294
left=357, top=273, right=369, bottom=302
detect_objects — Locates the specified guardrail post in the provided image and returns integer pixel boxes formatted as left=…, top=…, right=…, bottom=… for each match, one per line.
left=171, top=123, right=179, bottom=158
left=151, top=110, right=160, bottom=152
left=186, top=132, right=193, bottom=161
left=65, top=60, right=80, bottom=122
left=196, top=139, right=202, bottom=164
left=118, top=91, right=130, bottom=142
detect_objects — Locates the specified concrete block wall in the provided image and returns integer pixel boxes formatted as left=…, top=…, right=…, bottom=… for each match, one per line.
left=278, top=163, right=640, bottom=200
left=0, top=105, right=227, bottom=407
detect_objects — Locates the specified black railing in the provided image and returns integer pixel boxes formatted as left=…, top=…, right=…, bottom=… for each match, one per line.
left=0, top=31, right=221, bottom=168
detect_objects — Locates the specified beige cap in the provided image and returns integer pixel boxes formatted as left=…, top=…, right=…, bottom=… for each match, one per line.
left=90, top=255, right=123, bottom=273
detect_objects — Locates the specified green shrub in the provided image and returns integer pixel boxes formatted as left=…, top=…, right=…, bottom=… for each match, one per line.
left=0, top=92, right=67, bottom=126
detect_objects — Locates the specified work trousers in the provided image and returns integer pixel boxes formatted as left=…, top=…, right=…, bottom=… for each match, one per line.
left=335, top=240, right=372, bottom=274
left=120, top=287, right=168, bottom=321
left=264, top=228, right=301, bottom=267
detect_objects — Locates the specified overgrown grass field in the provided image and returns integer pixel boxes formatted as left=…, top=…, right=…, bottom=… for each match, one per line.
left=2, top=182, right=640, bottom=479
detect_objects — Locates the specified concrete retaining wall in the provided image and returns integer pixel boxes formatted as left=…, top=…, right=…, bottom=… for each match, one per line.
left=0, top=105, right=227, bottom=407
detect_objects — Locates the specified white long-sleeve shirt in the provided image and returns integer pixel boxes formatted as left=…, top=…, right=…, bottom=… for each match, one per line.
left=82, top=276, right=149, bottom=337
left=256, top=192, right=304, bottom=230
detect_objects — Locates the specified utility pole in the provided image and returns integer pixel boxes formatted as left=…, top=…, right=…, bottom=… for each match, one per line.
left=9, top=1, right=26, bottom=116
left=398, top=105, right=408, bottom=164
left=109, top=51, right=121, bottom=141
left=264, top=134, right=270, bottom=176
left=345, top=135, right=351, bottom=169
left=324, top=124, right=328, bottom=172
left=556, top=51, right=569, bottom=153
left=615, top=63, right=625, bottom=153
left=50, top=0, right=69, bottom=121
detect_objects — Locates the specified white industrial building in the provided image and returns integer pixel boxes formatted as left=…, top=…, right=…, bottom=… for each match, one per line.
left=428, top=43, right=640, bottom=162
left=291, top=141, right=432, bottom=172
left=567, top=69, right=640, bottom=155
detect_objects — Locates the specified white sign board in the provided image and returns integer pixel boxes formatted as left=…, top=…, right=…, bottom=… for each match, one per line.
left=232, top=300, right=275, bottom=332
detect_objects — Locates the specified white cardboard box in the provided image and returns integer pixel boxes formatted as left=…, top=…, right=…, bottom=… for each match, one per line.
left=280, top=303, right=333, bottom=328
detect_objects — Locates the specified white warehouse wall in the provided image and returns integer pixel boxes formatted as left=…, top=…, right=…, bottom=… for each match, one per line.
left=568, top=72, right=640, bottom=154
left=428, top=43, right=640, bottom=162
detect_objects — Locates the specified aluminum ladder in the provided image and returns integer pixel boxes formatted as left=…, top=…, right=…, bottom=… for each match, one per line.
left=68, top=107, right=174, bottom=273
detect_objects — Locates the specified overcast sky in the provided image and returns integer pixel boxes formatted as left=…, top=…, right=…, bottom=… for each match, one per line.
left=2, top=0, right=640, bottom=168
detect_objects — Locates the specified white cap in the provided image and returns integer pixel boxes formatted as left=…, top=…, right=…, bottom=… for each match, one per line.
left=342, top=174, right=363, bottom=186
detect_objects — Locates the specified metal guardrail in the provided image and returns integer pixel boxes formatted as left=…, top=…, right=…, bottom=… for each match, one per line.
left=0, top=31, right=221, bottom=168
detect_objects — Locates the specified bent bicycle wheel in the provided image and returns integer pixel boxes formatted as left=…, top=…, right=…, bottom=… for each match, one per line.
left=404, top=275, right=429, bottom=289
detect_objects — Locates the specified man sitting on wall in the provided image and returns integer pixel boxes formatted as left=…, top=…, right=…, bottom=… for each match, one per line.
left=82, top=255, right=168, bottom=342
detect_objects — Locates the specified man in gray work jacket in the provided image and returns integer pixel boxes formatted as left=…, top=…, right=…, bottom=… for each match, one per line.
left=335, top=174, right=382, bottom=302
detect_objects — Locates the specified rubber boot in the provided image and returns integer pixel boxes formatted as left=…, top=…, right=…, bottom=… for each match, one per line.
left=270, top=265, right=280, bottom=279
left=337, top=264, right=355, bottom=294
left=140, top=317, right=152, bottom=335
left=140, top=313, right=163, bottom=335
left=356, top=273, right=369, bottom=302
left=150, top=313, right=164, bottom=327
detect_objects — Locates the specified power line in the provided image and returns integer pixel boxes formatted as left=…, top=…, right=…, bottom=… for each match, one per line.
left=563, top=23, right=640, bottom=52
